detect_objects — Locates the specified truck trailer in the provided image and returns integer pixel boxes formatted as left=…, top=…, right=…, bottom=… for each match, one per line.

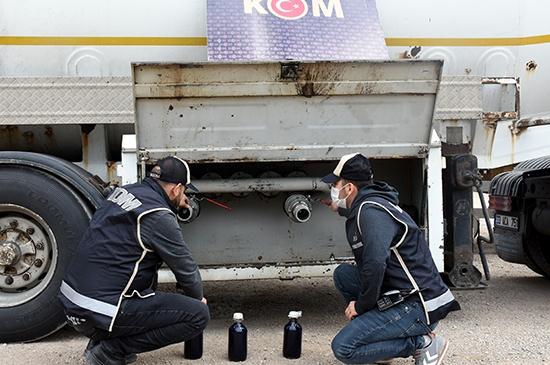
left=1, top=0, right=550, bottom=342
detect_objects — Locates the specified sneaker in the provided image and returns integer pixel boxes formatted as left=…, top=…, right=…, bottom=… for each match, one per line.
left=414, top=335, right=448, bottom=365
left=84, top=339, right=137, bottom=364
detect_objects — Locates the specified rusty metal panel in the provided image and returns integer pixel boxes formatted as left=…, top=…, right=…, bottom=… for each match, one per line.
left=514, top=112, right=550, bottom=130
left=133, top=60, right=443, bottom=162
left=0, top=125, right=82, bottom=160
left=133, top=62, right=439, bottom=98
left=480, top=118, right=550, bottom=168
left=0, top=77, right=133, bottom=125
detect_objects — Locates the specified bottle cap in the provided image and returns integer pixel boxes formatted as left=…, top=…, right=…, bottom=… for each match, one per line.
left=288, top=311, right=302, bottom=319
left=233, top=312, right=244, bottom=321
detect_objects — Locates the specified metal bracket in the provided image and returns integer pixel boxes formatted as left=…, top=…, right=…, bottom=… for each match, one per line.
left=482, top=77, right=520, bottom=126
left=138, top=149, right=150, bottom=182
left=280, top=62, right=300, bottom=80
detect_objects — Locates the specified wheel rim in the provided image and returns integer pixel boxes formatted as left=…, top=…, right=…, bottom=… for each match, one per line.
left=0, top=204, right=58, bottom=307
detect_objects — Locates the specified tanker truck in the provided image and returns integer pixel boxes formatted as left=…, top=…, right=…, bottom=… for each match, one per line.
left=1, top=0, right=550, bottom=342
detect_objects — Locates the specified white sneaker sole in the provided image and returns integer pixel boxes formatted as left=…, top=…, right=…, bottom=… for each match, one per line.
left=435, top=340, right=449, bottom=365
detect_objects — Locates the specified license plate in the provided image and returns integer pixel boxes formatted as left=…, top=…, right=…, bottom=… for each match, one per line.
left=495, top=214, right=519, bottom=230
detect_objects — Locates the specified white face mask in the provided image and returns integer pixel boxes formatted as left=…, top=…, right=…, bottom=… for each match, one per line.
left=330, top=184, right=350, bottom=209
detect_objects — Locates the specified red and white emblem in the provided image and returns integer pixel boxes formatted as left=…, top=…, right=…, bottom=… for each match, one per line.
left=267, top=0, right=308, bottom=20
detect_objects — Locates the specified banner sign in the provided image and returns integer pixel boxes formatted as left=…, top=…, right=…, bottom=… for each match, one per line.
left=207, top=0, right=389, bottom=61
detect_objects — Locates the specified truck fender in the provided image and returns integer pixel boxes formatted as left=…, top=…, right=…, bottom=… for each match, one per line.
left=0, top=151, right=106, bottom=210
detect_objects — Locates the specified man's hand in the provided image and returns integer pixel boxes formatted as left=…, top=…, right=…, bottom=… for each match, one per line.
left=320, top=198, right=339, bottom=213
left=179, top=192, right=190, bottom=209
left=201, top=297, right=207, bottom=305
left=345, top=301, right=358, bottom=320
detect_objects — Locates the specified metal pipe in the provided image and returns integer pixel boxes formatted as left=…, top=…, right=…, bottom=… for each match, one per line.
left=193, top=178, right=328, bottom=194
left=177, top=197, right=201, bottom=224
left=284, top=194, right=313, bottom=223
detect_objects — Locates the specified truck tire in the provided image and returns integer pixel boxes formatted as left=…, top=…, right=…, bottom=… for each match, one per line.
left=525, top=260, right=546, bottom=277
left=0, top=166, right=91, bottom=342
left=525, top=230, right=550, bottom=279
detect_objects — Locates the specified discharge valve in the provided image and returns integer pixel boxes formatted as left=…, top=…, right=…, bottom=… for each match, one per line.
left=177, top=196, right=201, bottom=224
left=284, top=194, right=313, bottom=223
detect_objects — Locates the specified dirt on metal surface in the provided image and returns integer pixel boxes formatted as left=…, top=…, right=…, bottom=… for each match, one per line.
left=2, top=255, right=550, bottom=364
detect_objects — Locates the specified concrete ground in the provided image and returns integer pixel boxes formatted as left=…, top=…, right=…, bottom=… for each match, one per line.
left=3, top=254, right=550, bottom=365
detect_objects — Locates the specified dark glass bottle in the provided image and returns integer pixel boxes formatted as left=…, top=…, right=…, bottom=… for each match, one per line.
left=184, top=332, right=203, bottom=360
left=228, top=312, right=247, bottom=362
left=283, top=311, right=302, bottom=359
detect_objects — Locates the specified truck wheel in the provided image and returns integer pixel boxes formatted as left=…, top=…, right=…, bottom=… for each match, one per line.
left=0, top=167, right=91, bottom=342
left=523, top=245, right=547, bottom=277
left=525, top=231, right=550, bottom=279
left=525, top=260, right=546, bottom=277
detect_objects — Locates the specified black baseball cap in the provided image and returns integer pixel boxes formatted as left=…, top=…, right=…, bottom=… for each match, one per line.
left=149, top=156, right=199, bottom=192
left=321, top=153, right=374, bottom=184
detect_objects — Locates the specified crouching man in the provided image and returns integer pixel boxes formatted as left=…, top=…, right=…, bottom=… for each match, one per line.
left=58, top=156, right=209, bottom=365
left=322, top=153, right=460, bottom=365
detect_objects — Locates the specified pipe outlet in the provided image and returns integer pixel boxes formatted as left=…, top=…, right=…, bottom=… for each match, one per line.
left=285, top=194, right=312, bottom=223
left=177, top=197, right=201, bottom=224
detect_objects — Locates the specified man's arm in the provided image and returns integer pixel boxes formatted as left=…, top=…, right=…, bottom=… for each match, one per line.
left=353, top=206, right=399, bottom=314
left=140, top=211, right=203, bottom=299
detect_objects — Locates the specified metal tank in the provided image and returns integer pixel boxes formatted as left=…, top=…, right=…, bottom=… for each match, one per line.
left=131, top=60, right=444, bottom=270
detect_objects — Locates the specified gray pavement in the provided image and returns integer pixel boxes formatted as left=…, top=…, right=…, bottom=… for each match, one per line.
left=3, top=254, right=550, bottom=364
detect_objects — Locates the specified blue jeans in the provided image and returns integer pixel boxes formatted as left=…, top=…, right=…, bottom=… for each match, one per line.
left=331, top=264, right=436, bottom=364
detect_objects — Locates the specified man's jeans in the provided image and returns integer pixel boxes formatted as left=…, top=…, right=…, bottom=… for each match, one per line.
left=72, top=292, right=209, bottom=359
left=331, top=264, right=435, bottom=364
